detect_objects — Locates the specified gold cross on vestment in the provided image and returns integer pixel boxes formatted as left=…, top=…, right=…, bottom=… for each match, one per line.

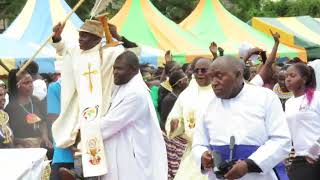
left=83, top=63, right=98, bottom=93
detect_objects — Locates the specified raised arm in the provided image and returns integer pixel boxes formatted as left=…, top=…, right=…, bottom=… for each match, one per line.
left=51, top=22, right=67, bottom=56
left=258, top=30, right=280, bottom=83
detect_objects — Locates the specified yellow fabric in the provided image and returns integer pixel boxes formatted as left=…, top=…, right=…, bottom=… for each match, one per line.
left=252, top=17, right=295, bottom=46
left=166, top=80, right=212, bottom=180
left=0, top=59, right=15, bottom=75
left=180, top=0, right=206, bottom=30
left=160, top=79, right=172, bottom=92
left=4, top=0, right=35, bottom=39
left=110, top=0, right=133, bottom=29
left=277, top=17, right=320, bottom=45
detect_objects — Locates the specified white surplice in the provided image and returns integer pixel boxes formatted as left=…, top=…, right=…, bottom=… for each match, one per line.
left=100, top=73, right=167, bottom=180
left=193, top=84, right=291, bottom=180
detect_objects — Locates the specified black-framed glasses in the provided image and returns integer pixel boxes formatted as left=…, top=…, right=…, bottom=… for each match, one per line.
left=194, top=68, right=208, bottom=74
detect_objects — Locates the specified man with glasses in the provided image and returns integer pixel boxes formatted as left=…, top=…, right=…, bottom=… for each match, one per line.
left=165, top=58, right=213, bottom=180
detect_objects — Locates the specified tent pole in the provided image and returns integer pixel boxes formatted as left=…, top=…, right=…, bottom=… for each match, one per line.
left=17, top=0, right=86, bottom=77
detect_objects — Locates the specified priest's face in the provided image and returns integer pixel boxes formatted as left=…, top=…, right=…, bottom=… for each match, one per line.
left=210, top=63, right=243, bottom=99
left=79, top=31, right=101, bottom=50
left=193, top=59, right=211, bottom=87
left=113, top=58, right=134, bottom=85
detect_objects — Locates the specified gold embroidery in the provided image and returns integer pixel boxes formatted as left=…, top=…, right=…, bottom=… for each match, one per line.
left=83, top=63, right=98, bottom=93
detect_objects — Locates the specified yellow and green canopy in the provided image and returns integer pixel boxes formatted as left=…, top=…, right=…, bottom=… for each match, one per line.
left=180, top=0, right=306, bottom=61
left=110, top=0, right=212, bottom=65
left=250, top=16, right=320, bottom=60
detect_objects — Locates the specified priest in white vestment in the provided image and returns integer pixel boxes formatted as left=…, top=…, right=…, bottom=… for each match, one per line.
left=100, top=51, right=167, bottom=180
left=165, top=58, right=212, bottom=180
left=193, top=56, right=291, bottom=180
left=51, top=20, right=124, bottom=177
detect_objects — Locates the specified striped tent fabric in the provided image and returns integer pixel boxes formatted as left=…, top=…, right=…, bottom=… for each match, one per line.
left=110, top=0, right=212, bottom=66
left=0, top=0, right=83, bottom=75
left=179, top=0, right=307, bottom=61
left=251, top=16, right=320, bottom=60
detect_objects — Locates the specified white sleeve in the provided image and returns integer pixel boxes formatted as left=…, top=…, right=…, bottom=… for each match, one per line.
left=192, top=113, right=211, bottom=172
left=250, top=74, right=264, bottom=87
left=51, top=40, right=67, bottom=56
left=248, top=93, right=291, bottom=172
left=100, top=92, right=146, bottom=140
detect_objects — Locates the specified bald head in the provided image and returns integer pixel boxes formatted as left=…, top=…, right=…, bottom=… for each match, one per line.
left=193, top=58, right=212, bottom=87
left=211, top=56, right=244, bottom=76
left=113, top=51, right=139, bottom=85
left=209, top=56, right=244, bottom=99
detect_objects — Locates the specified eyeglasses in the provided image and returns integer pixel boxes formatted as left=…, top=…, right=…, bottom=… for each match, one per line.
left=194, top=68, right=208, bottom=74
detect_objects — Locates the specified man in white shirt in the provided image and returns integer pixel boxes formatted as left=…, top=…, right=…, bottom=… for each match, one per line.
left=192, top=56, right=291, bottom=180
left=100, top=51, right=167, bottom=180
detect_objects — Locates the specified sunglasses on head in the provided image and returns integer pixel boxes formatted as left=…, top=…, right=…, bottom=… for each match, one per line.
left=194, top=68, right=208, bottom=74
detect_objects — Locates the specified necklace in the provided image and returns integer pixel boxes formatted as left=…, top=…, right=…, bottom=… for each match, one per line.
left=19, top=97, right=40, bottom=130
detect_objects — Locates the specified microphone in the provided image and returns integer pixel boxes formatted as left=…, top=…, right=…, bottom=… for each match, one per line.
left=229, top=136, right=235, bottom=161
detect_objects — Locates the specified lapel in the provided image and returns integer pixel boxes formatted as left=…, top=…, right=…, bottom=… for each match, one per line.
left=108, top=85, right=126, bottom=112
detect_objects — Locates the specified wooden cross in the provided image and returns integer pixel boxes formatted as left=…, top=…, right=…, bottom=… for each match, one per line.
left=83, top=63, right=98, bottom=93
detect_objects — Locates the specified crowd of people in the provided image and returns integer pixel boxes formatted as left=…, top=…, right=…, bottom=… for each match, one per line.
left=0, top=19, right=319, bottom=180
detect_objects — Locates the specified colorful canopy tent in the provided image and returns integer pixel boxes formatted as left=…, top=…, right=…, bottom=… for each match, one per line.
left=250, top=16, right=320, bottom=60
left=180, top=0, right=306, bottom=61
left=0, top=0, right=83, bottom=75
left=110, top=0, right=211, bottom=65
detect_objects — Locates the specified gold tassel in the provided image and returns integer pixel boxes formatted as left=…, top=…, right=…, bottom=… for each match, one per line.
left=96, top=13, right=120, bottom=47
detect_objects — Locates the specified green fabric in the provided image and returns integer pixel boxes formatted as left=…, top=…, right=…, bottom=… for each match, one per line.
left=120, top=0, right=158, bottom=48
left=150, top=85, right=160, bottom=123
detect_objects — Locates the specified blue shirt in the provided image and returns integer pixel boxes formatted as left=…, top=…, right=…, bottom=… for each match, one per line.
left=47, top=80, right=74, bottom=164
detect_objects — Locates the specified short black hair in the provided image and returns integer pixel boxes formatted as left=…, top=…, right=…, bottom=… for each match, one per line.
left=25, top=61, right=39, bottom=75
left=116, top=51, right=139, bottom=71
left=169, top=70, right=185, bottom=87
left=182, top=63, right=190, bottom=73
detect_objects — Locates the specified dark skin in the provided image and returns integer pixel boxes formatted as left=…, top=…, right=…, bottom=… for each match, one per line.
left=278, top=70, right=289, bottom=92
left=244, top=30, right=280, bottom=87
left=17, top=73, right=53, bottom=148
left=113, top=58, right=138, bottom=85
left=53, top=22, right=102, bottom=50
left=194, top=58, right=212, bottom=87
left=285, top=66, right=306, bottom=97
left=203, top=56, right=248, bottom=180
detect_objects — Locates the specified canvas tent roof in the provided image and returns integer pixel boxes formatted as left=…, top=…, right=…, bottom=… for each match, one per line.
left=0, top=0, right=83, bottom=75
left=110, top=0, right=212, bottom=64
left=251, top=16, right=320, bottom=60
left=180, top=0, right=306, bottom=61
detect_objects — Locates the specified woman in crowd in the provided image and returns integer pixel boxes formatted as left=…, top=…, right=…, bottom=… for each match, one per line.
left=5, top=69, right=52, bottom=148
left=273, top=66, right=293, bottom=110
left=285, top=63, right=320, bottom=180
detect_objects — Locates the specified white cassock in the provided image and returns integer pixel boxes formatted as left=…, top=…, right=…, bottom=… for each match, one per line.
left=100, top=73, right=168, bottom=180
left=193, top=84, right=291, bottom=180
left=166, top=77, right=211, bottom=180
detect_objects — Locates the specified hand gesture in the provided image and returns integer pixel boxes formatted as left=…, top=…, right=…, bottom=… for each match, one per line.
left=201, top=151, right=214, bottom=169
left=209, top=42, right=218, bottom=54
left=224, top=160, right=248, bottom=180
left=52, top=22, right=65, bottom=42
left=108, top=23, right=122, bottom=41
left=270, top=29, right=280, bottom=43
left=165, top=50, right=172, bottom=63
left=170, top=119, right=179, bottom=133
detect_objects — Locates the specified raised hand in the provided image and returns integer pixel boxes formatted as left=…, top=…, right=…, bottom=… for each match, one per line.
left=165, top=50, right=172, bottom=63
left=209, top=42, right=218, bottom=54
left=270, top=29, right=280, bottom=44
left=201, top=151, right=214, bottom=169
left=224, top=160, right=248, bottom=180
left=52, top=22, right=65, bottom=42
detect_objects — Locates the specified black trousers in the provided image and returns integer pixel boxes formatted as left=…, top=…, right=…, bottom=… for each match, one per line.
left=287, top=157, right=320, bottom=180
